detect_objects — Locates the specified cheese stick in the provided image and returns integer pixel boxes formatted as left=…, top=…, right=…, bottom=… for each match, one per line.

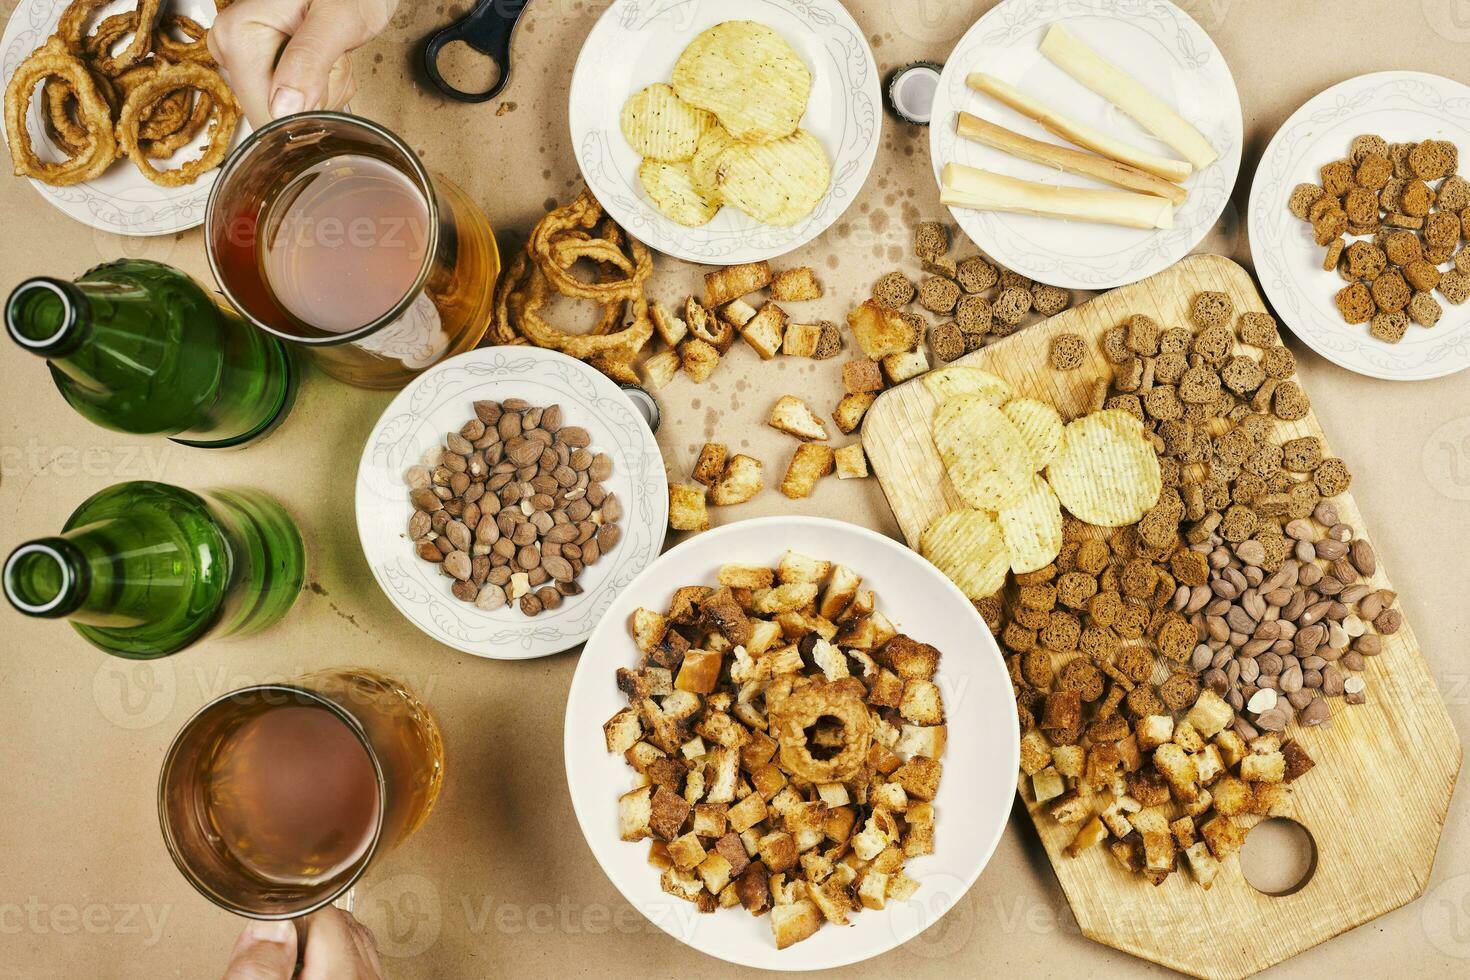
left=941, top=163, right=1175, bottom=230
left=967, top=72, right=1192, bottom=183
left=956, top=111, right=1187, bottom=205
left=1039, top=23, right=1218, bottom=170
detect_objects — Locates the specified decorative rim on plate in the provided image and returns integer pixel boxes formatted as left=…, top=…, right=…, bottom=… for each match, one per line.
left=567, top=0, right=881, bottom=265
left=354, top=346, right=669, bottom=660
left=928, top=0, right=1242, bottom=290
left=0, top=0, right=246, bottom=237
left=1249, top=70, right=1470, bottom=381
left=563, top=515, right=1020, bottom=970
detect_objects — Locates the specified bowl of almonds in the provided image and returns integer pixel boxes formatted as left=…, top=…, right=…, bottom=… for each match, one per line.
left=356, top=347, right=669, bottom=659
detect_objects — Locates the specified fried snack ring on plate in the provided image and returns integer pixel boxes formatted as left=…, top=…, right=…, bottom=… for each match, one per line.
left=42, top=68, right=118, bottom=155
left=155, top=14, right=215, bottom=65
left=5, top=39, right=117, bottom=186
left=61, top=0, right=162, bottom=75
left=768, top=679, right=874, bottom=782
left=515, top=261, right=653, bottom=361
left=529, top=190, right=653, bottom=303
left=116, top=60, right=239, bottom=186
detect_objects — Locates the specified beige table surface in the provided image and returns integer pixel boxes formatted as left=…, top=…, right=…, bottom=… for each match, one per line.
left=2, top=1, right=1468, bottom=977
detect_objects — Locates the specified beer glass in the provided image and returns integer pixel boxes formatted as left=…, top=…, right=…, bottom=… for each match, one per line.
left=158, top=668, right=444, bottom=918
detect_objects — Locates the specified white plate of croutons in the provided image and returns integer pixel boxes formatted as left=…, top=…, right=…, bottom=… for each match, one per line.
left=564, top=516, right=1018, bottom=969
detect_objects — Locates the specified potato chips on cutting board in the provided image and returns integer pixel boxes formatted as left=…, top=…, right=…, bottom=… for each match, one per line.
left=862, top=254, right=1459, bottom=979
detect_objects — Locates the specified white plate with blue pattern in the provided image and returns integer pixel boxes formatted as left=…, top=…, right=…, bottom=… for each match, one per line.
left=355, top=346, right=668, bottom=660
left=567, top=0, right=881, bottom=265
left=928, top=0, right=1242, bottom=290
left=1249, top=71, right=1470, bottom=381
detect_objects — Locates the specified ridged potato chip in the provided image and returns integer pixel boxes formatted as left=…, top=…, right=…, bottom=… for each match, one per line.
left=690, top=125, right=734, bottom=203
left=639, top=160, right=720, bottom=226
left=924, top=366, right=1012, bottom=405
left=716, top=129, right=830, bottom=226
left=934, top=396, right=1035, bottom=510
left=671, top=20, right=811, bottom=143
left=997, top=475, right=1063, bottom=573
left=1003, top=397, right=1064, bottom=470
left=920, top=508, right=1011, bottom=600
left=1046, top=409, right=1163, bottom=526
left=621, top=82, right=716, bottom=162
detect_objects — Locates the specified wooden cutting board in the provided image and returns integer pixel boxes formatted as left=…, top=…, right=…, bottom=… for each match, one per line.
left=862, top=254, right=1461, bottom=979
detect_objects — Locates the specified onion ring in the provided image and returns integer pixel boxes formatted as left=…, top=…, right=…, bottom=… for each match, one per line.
left=5, top=39, right=117, bottom=186
left=529, top=190, right=653, bottom=303
left=115, top=60, right=239, bottom=187
left=154, top=14, right=215, bottom=66
left=42, top=68, right=118, bottom=156
left=115, top=62, right=197, bottom=144
left=56, top=0, right=113, bottom=53
left=768, top=681, right=874, bottom=783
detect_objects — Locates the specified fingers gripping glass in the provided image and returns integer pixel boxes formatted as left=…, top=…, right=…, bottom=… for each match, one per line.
left=422, top=0, right=530, bottom=103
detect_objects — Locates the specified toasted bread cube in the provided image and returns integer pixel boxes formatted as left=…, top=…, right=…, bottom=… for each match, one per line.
left=751, top=762, right=789, bottom=801
left=641, top=349, right=681, bottom=390
left=714, top=833, right=751, bottom=877
left=1182, top=788, right=1213, bottom=818
left=695, top=850, right=733, bottom=894
left=842, top=358, right=885, bottom=394
left=893, top=757, right=942, bottom=801
left=1142, top=831, right=1176, bottom=874
left=823, top=805, right=857, bottom=843
left=604, top=708, right=643, bottom=754
left=1194, top=744, right=1225, bottom=786
left=1047, top=789, right=1089, bottom=825
left=887, top=871, right=920, bottom=902
left=1100, top=798, right=1138, bottom=838
left=679, top=337, right=721, bottom=383
left=1212, top=775, right=1254, bottom=817
left=899, top=679, right=945, bottom=725
left=705, top=261, right=772, bottom=307
left=1019, top=729, right=1054, bottom=776
left=1153, top=743, right=1200, bottom=802
left=758, top=831, right=799, bottom=873
left=764, top=643, right=805, bottom=675
left=668, top=483, right=710, bottom=532
left=1116, top=734, right=1142, bottom=773
left=781, top=443, right=835, bottom=499
left=1051, top=744, right=1085, bottom=780
left=871, top=781, right=909, bottom=812
left=1214, top=730, right=1247, bottom=769
left=896, top=723, right=947, bottom=759
left=693, top=803, right=729, bottom=838
left=650, top=785, right=691, bottom=841
left=1172, top=720, right=1205, bottom=754
left=1041, top=690, right=1082, bottom=732
left=629, top=607, right=668, bottom=657
left=721, top=298, right=758, bottom=330
left=817, top=565, right=861, bottom=620
left=691, top=443, right=728, bottom=487
left=1065, top=816, right=1108, bottom=857
left=1249, top=732, right=1282, bottom=755
left=650, top=300, right=688, bottom=347
left=1183, top=841, right=1220, bottom=889
left=806, top=876, right=850, bottom=925
left=675, top=649, right=723, bottom=694
left=1170, top=816, right=1197, bottom=848
left=1084, top=743, right=1122, bottom=793
left=668, top=831, right=708, bottom=869
left=745, top=619, right=783, bottom=657
left=717, top=564, right=773, bottom=591
left=648, top=839, right=672, bottom=870
left=1127, top=770, right=1171, bottom=808
left=717, top=882, right=740, bottom=908
left=771, top=266, right=823, bottom=302
left=681, top=767, right=705, bottom=805
left=739, top=729, right=778, bottom=771
left=727, top=792, right=769, bottom=834
left=1240, top=752, right=1285, bottom=783
left=881, top=347, right=930, bottom=385
left=705, top=746, right=740, bottom=803
left=770, top=899, right=822, bottom=949
left=754, top=582, right=819, bottom=615
left=1185, top=689, right=1233, bottom=737
left=1136, top=714, right=1175, bottom=751
left=1253, top=781, right=1292, bottom=816
left=1282, top=740, right=1316, bottom=782
left=618, top=786, right=653, bottom=841
left=875, top=635, right=940, bottom=680
left=660, top=866, right=706, bottom=905
left=1108, top=838, right=1143, bottom=873
left=847, top=299, right=918, bottom=358
left=625, top=738, right=668, bottom=773
left=815, top=782, right=850, bottom=808
left=680, top=735, right=707, bottom=760
left=709, top=454, right=763, bottom=506
left=809, top=638, right=849, bottom=681
left=741, top=303, right=788, bottom=360
left=866, top=667, right=905, bottom=711
left=834, top=443, right=869, bottom=480
left=1201, top=815, right=1246, bottom=861
left=782, top=321, right=822, bottom=357
left=1032, top=766, right=1066, bottom=804
left=769, top=395, right=829, bottom=441
left=854, top=870, right=889, bottom=910
left=833, top=393, right=876, bottom=435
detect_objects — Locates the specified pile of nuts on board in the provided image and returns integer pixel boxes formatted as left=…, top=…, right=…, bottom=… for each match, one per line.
left=406, top=399, right=622, bottom=617
left=989, top=291, right=1402, bottom=889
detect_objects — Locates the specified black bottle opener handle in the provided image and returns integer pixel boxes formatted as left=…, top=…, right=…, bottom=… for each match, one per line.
left=422, top=0, right=530, bottom=103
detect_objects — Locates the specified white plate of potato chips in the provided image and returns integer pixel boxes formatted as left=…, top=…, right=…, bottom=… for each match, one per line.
left=569, top=0, right=880, bottom=265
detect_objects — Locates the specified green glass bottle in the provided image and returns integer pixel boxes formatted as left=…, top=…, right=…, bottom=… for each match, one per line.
left=2, top=481, right=306, bottom=659
left=5, top=259, right=297, bottom=448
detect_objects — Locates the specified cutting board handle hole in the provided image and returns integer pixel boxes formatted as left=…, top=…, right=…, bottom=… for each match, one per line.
left=1240, top=818, right=1318, bottom=896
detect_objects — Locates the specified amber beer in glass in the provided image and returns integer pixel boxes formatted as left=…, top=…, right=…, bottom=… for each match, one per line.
left=158, top=669, right=444, bottom=918
left=205, top=112, right=499, bottom=389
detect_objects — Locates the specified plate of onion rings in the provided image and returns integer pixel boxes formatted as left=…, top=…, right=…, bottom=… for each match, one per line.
left=0, top=0, right=247, bottom=236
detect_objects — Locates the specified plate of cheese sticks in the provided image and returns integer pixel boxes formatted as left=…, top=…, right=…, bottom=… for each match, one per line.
left=929, top=0, right=1241, bottom=290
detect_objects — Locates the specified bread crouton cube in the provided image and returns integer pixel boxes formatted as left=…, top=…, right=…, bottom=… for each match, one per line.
left=650, top=785, right=691, bottom=841
left=705, top=261, right=772, bottom=307
left=629, top=607, right=668, bottom=657
left=745, top=619, right=783, bottom=657
left=1153, top=743, right=1200, bottom=802
left=1116, top=734, right=1142, bottom=772
left=823, top=805, right=857, bottom=843
left=650, top=300, right=688, bottom=347
left=1084, top=742, right=1122, bottom=793
left=868, top=740, right=902, bottom=776
left=741, top=303, right=788, bottom=360
left=770, top=899, right=822, bottom=949
left=721, top=298, right=757, bottom=329
left=709, top=453, right=763, bottom=506
left=843, top=358, right=885, bottom=393
left=1211, top=775, right=1254, bottom=817
left=896, top=723, right=947, bottom=759
left=1240, top=752, right=1285, bottom=783
left=1127, top=769, right=1171, bottom=808
left=768, top=395, right=829, bottom=441
left=625, top=739, right=667, bottom=774
left=641, top=349, right=681, bottom=390
left=847, top=299, right=918, bottom=358
left=675, top=649, right=723, bottom=694
left=1109, top=837, right=1143, bottom=874
left=1040, top=690, right=1082, bottom=731
left=1065, top=816, right=1108, bottom=857
left=1201, top=815, right=1246, bottom=861
left=817, top=565, right=861, bottom=620
left=727, top=792, right=768, bottom=834
left=1048, top=789, right=1090, bottom=825
left=1170, top=816, right=1197, bottom=848
left=668, top=483, right=710, bottom=532
left=692, top=443, right=727, bottom=487
left=1183, top=840, right=1220, bottom=889
left=668, top=831, right=708, bottom=869
left=714, top=833, right=750, bottom=876
left=881, top=347, right=930, bottom=385
left=807, top=876, right=850, bottom=924
left=781, top=444, right=835, bottom=498
left=1253, top=781, right=1292, bottom=816
left=775, top=550, right=831, bottom=585
left=1032, top=766, right=1066, bottom=804
left=660, top=867, right=707, bottom=905
left=679, top=337, right=721, bottom=383
left=900, top=679, right=945, bottom=725
left=751, top=762, right=789, bottom=800
left=693, top=803, right=729, bottom=840
left=771, top=266, right=823, bottom=302
left=619, top=786, right=653, bottom=841
left=604, top=708, right=643, bottom=754
left=696, top=851, right=734, bottom=895
left=717, top=882, right=740, bottom=908
left=1194, top=744, right=1225, bottom=786
left=698, top=587, right=752, bottom=645
left=704, top=746, right=740, bottom=803
left=1282, top=740, right=1316, bottom=782
left=871, top=781, right=909, bottom=813
left=1183, top=788, right=1213, bottom=818
left=1214, top=730, right=1247, bottom=769
left=1051, top=744, right=1085, bottom=780
left=816, top=782, right=851, bottom=808
left=737, top=861, right=771, bottom=913
left=718, top=563, right=773, bottom=590
left=1129, top=806, right=1168, bottom=836
left=857, top=871, right=889, bottom=910
left=753, top=582, right=818, bottom=615
left=739, top=729, right=778, bottom=770
left=870, top=845, right=904, bottom=874
left=833, top=392, right=876, bottom=435
left=1172, top=720, right=1205, bottom=754
left=782, top=321, right=822, bottom=357
left=1142, top=831, right=1176, bottom=874
left=1186, top=689, right=1233, bottom=736
left=893, top=757, right=942, bottom=801
left=1249, top=732, right=1282, bottom=755
left=648, top=839, right=672, bottom=869
left=1136, top=714, right=1174, bottom=751
left=1019, top=729, right=1053, bottom=775
left=887, top=871, right=920, bottom=902
left=758, top=831, right=799, bottom=873
left=1100, top=798, right=1138, bottom=838
left=875, top=635, right=940, bottom=680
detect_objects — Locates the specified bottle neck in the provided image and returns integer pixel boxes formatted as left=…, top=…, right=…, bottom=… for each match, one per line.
left=3, top=537, right=90, bottom=619
left=5, top=278, right=92, bottom=358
